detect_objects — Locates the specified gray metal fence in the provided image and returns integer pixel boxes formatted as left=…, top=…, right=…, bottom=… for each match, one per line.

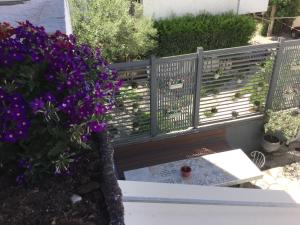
left=267, top=39, right=300, bottom=110
left=109, top=39, right=300, bottom=144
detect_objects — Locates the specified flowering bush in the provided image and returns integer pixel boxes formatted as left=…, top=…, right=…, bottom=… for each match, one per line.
left=0, top=21, right=121, bottom=182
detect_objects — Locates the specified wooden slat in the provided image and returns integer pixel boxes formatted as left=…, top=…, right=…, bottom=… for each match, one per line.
left=114, top=129, right=231, bottom=172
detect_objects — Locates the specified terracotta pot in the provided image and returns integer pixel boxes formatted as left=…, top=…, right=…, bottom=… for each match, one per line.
left=181, top=166, right=192, bottom=177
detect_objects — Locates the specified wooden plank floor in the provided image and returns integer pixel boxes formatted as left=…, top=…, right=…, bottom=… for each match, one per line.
left=114, top=129, right=232, bottom=177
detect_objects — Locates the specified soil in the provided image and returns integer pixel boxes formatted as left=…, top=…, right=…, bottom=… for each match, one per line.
left=264, top=135, right=280, bottom=143
left=0, top=151, right=110, bottom=225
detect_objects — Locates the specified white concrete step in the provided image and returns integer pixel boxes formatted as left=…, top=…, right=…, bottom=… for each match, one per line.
left=119, top=180, right=300, bottom=206
left=124, top=201, right=300, bottom=225
left=119, top=181, right=300, bottom=225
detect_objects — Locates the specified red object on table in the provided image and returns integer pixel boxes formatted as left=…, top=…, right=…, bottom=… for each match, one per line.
left=181, top=166, right=192, bottom=177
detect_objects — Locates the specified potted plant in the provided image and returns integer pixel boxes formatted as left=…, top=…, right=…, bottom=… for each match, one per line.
left=214, top=69, right=223, bottom=80
left=166, top=109, right=181, bottom=119
left=263, top=109, right=300, bottom=152
left=232, top=111, right=239, bottom=119
left=262, top=109, right=300, bottom=152
left=132, top=102, right=139, bottom=112
left=169, top=79, right=184, bottom=89
left=232, top=92, right=242, bottom=101
left=236, top=74, right=244, bottom=84
left=131, top=81, right=138, bottom=89
left=181, top=166, right=192, bottom=177
left=203, top=107, right=218, bottom=118
left=261, top=134, right=281, bottom=153
left=132, top=121, right=140, bottom=132
left=257, top=82, right=264, bottom=91
left=253, top=100, right=261, bottom=112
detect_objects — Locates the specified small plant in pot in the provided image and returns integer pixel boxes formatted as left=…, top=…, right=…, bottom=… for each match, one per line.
left=232, top=111, right=239, bottom=119
left=132, top=121, right=140, bottom=132
left=232, top=92, right=242, bottom=101
left=203, top=106, right=218, bottom=118
left=261, top=134, right=281, bottom=153
left=132, top=103, right=139, bottom=112
left=236, top=74, right=244, bottom=84
left=131, top=81, right=138, bottom=89
left=181, top=166, right=192, bottom=177
left=214, top=69, right=223, bottom=80
left=263, top=109, right=300, bottom=152
left=253, top=100, right=261, bottom=112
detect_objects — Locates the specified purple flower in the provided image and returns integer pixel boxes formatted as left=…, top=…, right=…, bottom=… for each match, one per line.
left=30, top=98, right=45, bottom=113
left=3, top=131, right=17, bottom=143
left=16, top=173, right=25, bottom=185
left=95, top=103, right=106, bottom=115
left=0, top=21, right=123, bottom=180
left=88, top=121, right=106, bottom=133
left=81, top=134, right=89, bottom=142
left=43, top=92, right=56, bottom=103
left=45, top=73, right=55, bottom=82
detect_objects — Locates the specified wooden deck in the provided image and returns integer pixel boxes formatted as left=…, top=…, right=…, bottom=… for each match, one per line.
left=114, top=129, right=232, bottom=177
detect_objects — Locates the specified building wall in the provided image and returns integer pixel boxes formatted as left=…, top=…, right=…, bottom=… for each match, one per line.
left=142, top=0, right=269, bottom=19
left=225, top=117, right=264, bottom=153
left=0, top=0, right=72, bottom=34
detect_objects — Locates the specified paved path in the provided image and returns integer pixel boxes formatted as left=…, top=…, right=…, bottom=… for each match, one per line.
left=245, top=147, right=300, bottom=203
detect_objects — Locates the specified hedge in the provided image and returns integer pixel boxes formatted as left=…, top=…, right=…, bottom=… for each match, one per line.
left=154, top=13, right=257, bottom=56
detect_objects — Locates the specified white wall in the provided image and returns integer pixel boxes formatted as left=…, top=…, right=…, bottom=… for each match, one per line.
left=142, top=0, right=269, bottom=19
left=238, top=0, right=269, bottom=14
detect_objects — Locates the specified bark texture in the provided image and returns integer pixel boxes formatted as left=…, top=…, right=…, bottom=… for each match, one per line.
left=91, top=132, right=125, bottom=225
left=267, top=5, right=277, bottom=37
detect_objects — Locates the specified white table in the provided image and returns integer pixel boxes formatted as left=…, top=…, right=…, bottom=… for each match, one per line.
left=124, top=149, right=263, bottom=186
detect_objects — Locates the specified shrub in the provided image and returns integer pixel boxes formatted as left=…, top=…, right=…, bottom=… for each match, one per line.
left=154, top=13, right=256, bottom=56
left=0, top=21, right=122, bottom=183
left=69, top=0, right=157, bottom=62
left=265, top=109, right=300, bottom=143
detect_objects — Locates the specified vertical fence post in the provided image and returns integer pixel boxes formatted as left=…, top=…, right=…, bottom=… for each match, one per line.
left=193, top=47, right=204, bottom=128
left=150, top=55, right=158, bottom=136
left=266, top=38, right=285, bottom=110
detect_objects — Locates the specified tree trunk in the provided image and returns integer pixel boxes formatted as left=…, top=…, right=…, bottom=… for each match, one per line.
left=267, top=5, right=277, bottom=37
left=91, top=132, right=125, bottom=225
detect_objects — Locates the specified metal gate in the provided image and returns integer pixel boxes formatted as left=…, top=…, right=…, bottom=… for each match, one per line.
left=151, top=54, right=199, bottom=135
left=267, top=39, right=300, bottom=111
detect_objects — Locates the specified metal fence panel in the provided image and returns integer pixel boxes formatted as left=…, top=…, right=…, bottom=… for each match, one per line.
left=155, top=54, right=198, bottom=133
left=107, top=41, right=300, bottom=145
left=269, top=39, right=300, bottom=111
left=199, top=44, right=278, bottom=125
left=108, top=60, right=151, bottom=143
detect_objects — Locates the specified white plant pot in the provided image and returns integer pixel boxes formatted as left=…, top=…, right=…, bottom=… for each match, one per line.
left=169, top=83, right=183, bottom=90
left=237, top=79, right=243, bottom=84
left=214, top=74, right=220, bottom=80
left=261, top=135, right=281, bottom=153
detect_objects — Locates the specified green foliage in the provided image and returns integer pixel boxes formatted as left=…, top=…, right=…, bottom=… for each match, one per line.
left=115, top=87, right=141, bottom=110
left=132, top=110, right=150, bottom=134
left=270, top=0, right=300, bottom=16
left=261, top=22, right=268, bottom=36
left=203, top=107, right=218, bottom=118
left=241, top=57, right=275, bottom=112
left=69, top=0, right=157, bottom=62
left=262, top=0, right=300, bottom=36
left=265, top=109, right=300, bottom=142
left=154, top=13, right=256, bottom=56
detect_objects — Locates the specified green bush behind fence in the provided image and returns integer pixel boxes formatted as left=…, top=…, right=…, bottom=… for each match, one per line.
left=154, top=13, right=257, bottom=56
